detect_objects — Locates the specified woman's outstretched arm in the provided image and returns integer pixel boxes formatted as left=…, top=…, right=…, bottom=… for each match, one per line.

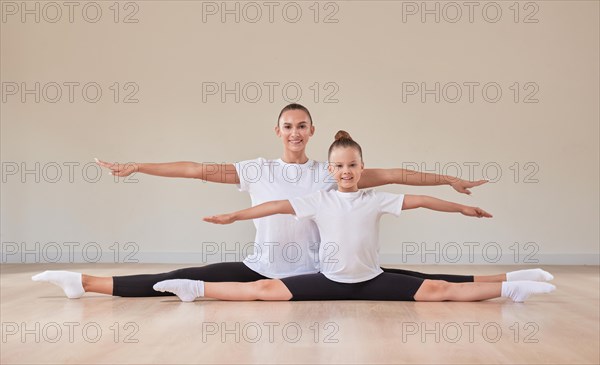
left=402, top=194, right=492, bottom=218
left=358, top=168, right=487, bottom=194
left=203, top=200, right=295, bottom=224
left=95, top=159, right=239, bottom=184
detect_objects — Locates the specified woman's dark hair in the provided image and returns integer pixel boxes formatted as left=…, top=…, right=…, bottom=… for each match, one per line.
left=328, top=130, right=363, bottom=161
left=277, top=103, right=313, bottom=126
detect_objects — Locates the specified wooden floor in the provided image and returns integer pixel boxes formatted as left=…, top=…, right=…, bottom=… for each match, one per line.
left=1, top=264, right=598, bottom=364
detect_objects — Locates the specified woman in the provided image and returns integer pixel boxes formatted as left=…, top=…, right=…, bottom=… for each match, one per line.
left=153, top=131, right=555, bottom=303
left=32, top=104, right=551, bottom=299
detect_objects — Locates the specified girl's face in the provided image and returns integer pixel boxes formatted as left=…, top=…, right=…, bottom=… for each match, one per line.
left=275, top=110, right=315, bottom=153
left=328, top=147, right=364, bottom=192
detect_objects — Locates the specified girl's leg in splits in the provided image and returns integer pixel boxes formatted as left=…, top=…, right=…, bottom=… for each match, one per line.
left=381, top=267, right=553, bottom=283
left=204, top=279, right=292, bottom=301
left=340, top=273, right=555, bottom=303
left=154, top=273, right=556, bottom=303
left=413, top=279, right=556, bottom=302
left=414, top=280, right=502, bottom=301
left=154, top=273, right=355, bottom=302
left=381, top=267, right=475, bottom=282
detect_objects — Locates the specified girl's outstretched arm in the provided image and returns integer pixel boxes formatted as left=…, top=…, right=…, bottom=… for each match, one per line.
left=358, top=168, right=487, bottom=195
left=95, top=158, right=239, bottom=184
left=402, top=195, right=493, bottom=218
left=203, top=200, right=295, bottom=224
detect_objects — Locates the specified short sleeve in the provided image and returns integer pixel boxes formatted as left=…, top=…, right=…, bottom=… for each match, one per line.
left=315, top=161, right=338, bottom=190
left=234, top=158, right=265, bottom=192
left=376, top=192, right=404, bottom=217
left=289, top=191, right=322, bottom=220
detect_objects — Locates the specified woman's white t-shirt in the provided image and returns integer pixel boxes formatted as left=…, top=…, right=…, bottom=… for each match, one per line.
left=290, top=189, right=405, bottom=283
left=235, top=158, right=336, bottom=278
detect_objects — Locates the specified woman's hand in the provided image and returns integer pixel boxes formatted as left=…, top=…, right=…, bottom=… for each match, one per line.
left=450, top=179, right=488, bottom=195
left=95, top=158, right=138, bottom=177
left=203, top=214, right=236, bottom=225
left=460, top=206, right=493, bottom=218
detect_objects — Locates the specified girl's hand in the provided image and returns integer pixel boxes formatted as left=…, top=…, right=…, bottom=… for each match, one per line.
left=450, top=179, right=488, bottom=195
left=203, top=214, right=236, bottom=225
left=95, top=158, right=138, bottom=177
left=461, top=206, right=493, bottom=218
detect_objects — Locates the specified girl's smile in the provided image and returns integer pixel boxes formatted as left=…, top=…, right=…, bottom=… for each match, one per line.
left=328, top=147, right=364, bottom=192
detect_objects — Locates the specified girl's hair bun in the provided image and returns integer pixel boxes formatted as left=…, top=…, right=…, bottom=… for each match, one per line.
left=334, top=130, right=352, bottom=141
left=328, top=130, right=363, bottom=161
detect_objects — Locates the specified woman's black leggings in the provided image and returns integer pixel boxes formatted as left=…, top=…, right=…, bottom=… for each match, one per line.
left=112, top=262, right=473, bottom=297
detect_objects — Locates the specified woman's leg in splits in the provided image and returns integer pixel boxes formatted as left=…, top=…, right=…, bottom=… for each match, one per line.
left=32, top=262, right=267, bottom=298
left=82, top=275, right=113, bottom=294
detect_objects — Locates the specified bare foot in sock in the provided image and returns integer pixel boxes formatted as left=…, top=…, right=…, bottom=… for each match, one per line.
left=32, top=271, right=85, bottom=299
left=501, top=281, right=556, bottom=302
left=153, top=279, right=204, bottom=302
left=506, top=268, right=554, bottom=282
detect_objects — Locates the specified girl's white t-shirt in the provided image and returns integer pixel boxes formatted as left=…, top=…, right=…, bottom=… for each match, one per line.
left=235, top=157, right=336, bottom=278
left=290, top=189, right=404, bottom=283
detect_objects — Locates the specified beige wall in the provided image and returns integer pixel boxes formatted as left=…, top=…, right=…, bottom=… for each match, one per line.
left=2, top=1, right=598, bottom=264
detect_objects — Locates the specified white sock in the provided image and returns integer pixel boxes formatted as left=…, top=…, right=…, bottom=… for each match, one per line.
left=32, top=271, right=85, bottom=299
left=506, top=268, right=554, bottom=282
left=153, top=279, right=205, bottom=302
left=501, top=281, right=556, bottom=302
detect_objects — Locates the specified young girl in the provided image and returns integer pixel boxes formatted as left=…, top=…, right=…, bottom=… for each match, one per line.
left=152, top=131, right=556, bottom=303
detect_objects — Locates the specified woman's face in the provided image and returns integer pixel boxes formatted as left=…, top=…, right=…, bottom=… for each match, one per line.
left=328, top=147, right=364, bottom=192
left=275, top=110, right=315, bottom=153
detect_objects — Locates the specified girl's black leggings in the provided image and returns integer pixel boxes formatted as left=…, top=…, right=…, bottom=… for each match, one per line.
left=112, top=262, right=473, bottom=297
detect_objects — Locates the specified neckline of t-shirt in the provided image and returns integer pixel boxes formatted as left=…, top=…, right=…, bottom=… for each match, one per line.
left=276, top=158, right=315, bottom=168
left=335, top=189, right=363, bottom=198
